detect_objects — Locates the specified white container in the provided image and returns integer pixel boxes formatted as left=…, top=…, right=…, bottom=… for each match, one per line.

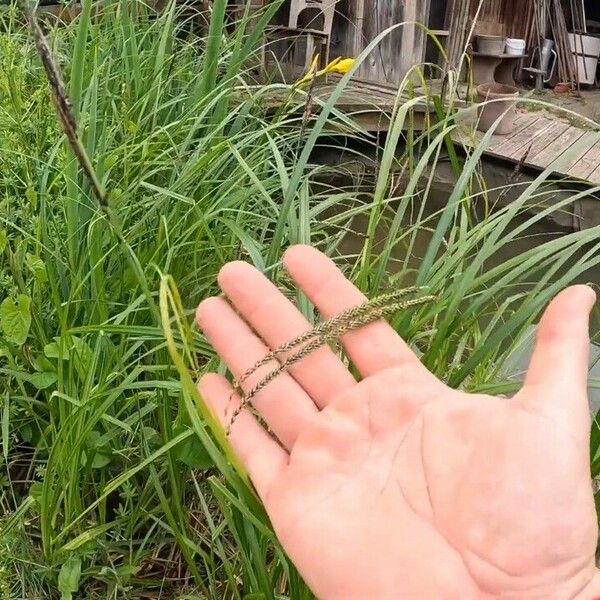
left=506, top=38, right=526, bottom=56
left=568, top=33, right=600, bottom=85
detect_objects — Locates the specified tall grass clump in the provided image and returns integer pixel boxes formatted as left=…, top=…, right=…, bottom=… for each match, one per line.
left=0, top=1, right=598, bottom=598
left=0, top=0, right=335, bottom=596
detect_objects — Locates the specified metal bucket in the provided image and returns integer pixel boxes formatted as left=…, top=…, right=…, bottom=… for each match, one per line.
left=476, top=35, right=506, bottom=55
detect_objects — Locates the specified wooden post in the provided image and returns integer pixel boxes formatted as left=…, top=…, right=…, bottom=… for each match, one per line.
left=353, top=0, right=366, bottom=58
left=350, top=0, right=432, bottom=84
left=399, top=0, right=432, bottom=80
left=446, top=0, right=476, bottom=72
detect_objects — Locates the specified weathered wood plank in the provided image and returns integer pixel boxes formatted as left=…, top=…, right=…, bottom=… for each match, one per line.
left=567, top=139, right=600, bottom=180
left=505, top=120, right=569, bottom=161
left=489, top=115, right=545, bottom=156
left=400, top=0, right=431, bottom=81
left=486, top=113, right=537, bottom=153
left=357, top=0, right=429, bottom=85
left=586, top=163, right=600, bottom=185
left=449, top=109, right=600, bottom=185
left=582, top=142, right=600, bottom=183
left=531, top=125, right=587, bottom=168
left=449, top=114, right=533, bottom=156
left=283, top=75, right=600, bottom=186
left=352, top=0, right=366, bottom=58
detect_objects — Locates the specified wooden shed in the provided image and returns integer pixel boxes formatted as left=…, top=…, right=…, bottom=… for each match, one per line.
left=265, top=0, right=535, bottom=86
left=329, top=0, right=431, bottom=85
left=266, top=0, right=532, bottom=85
left=268, top=0, right=599, bottom=89
left=264, top=0, right=432, bottom=85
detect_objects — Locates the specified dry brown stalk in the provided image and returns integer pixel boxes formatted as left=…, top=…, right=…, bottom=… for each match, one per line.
left=23, top=3, right=109, bottom=211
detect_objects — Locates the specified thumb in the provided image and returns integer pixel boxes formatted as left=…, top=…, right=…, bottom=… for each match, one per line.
left=521, top=285, right=596, bottom=438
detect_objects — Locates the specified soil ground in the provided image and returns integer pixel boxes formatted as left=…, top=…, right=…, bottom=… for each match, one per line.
left=526, top=86, right=600, bottom=123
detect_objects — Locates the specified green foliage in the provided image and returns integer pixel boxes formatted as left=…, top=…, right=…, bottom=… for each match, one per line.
left=0, top=295, right=31, bottom=345
left=58, top=557, right=82, bottom=600
left=0, top=0, right=315, bottom=597
left=0, top=1, right=597, bottom=599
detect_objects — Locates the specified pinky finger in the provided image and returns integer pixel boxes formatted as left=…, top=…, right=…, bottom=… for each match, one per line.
left=198, top=373, right=289, bottom=502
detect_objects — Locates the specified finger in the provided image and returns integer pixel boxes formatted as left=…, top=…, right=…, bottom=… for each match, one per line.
left=199, top=373, right=288, bottom=501
left=521, top=285, right=596, bottom=439
left=283, top=245, right=431, bottom=378
left=218, top=261, right=356, bottom=409
left=197, top=297, right=319, bottom=449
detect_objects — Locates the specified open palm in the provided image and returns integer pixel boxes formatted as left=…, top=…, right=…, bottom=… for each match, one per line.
left=197, top=246, right=599, bottom=599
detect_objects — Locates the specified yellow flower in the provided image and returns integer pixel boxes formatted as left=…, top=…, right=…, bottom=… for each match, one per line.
left=296, top=56, right=356, bottom=87
left=321, top=57, right=341, bottom=73
left=327, top=58, right=355, bottom=75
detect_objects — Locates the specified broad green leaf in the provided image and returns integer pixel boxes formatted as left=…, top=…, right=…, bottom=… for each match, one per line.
left=31, top=353, right=55, bottom=373
left=26, top=253, right=48, bottom=284
left=28, top=481, right=43, bottom=507
left=58, top=556, right=81, bottom=600
left=84, top=431, right=113, bottom=469
left=0, top=295, right=32, bottom=345
left=142, top=426, right=160, bottom=440
left=91, top=451, right=112, bottom=469
left=19, top=423, right=32, bottom=443
left=0, top=230, right=6, bottom=254
left=142, top=426, right=161, bottom=448
left=44, top=336, right=92, bottom=363
left=27, top=372, right=57, bottom=390
left=43, top=341, right=62, bottom=359
left=174, top=425, right=215, bottom=470
left=85, top=430, right=104, bottom=449
left=4, top=370, right=57, bottom=390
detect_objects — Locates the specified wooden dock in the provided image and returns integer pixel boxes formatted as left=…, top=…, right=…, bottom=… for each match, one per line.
left=312, top=78, right=404, bottom=132
left=310, top=79, right=600, bottom=185
left=453, top=112, right=600, bottom=185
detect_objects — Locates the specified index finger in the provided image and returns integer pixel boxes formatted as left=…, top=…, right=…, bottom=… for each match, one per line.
left=283, top=245, right=430, bottom=378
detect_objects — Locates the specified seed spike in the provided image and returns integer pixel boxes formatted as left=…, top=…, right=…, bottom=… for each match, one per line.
left=232, top=286, right=427, bottom=394
left=226, top=289, right=435, bottom=434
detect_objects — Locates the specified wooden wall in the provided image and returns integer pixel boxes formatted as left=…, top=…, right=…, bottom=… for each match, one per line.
left=445, top=0, right=530, bottom=38
left=331, top=0, right=431, bottom=85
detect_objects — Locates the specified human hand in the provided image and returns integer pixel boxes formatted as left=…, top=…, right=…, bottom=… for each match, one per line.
left=197, top=245, right=600, bottom=599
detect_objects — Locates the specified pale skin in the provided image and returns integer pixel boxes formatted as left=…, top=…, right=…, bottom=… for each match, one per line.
left=197, top=245, right=600, bottom=599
